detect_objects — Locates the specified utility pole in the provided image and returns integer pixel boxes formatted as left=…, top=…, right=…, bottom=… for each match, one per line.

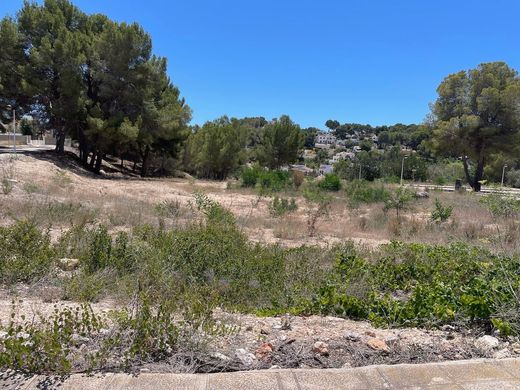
left=400, top=156, right=408, bottom=186
left=501, top=165, right=508, bottom=188
left=358, top=164, right=362, bottom=180
left=12, top=107, right=16, bottom=156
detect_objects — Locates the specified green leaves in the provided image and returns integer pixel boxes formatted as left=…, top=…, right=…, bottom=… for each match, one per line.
left=432, top=62, right=520, bottom=191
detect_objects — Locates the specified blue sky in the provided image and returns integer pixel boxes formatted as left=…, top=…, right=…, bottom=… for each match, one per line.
left=1, top=1, right=519, bottom=128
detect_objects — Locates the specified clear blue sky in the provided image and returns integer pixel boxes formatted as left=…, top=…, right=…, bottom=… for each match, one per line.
left=2, top=0, right=519, bottom=128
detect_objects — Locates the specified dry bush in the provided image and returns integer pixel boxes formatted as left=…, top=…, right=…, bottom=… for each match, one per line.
left=273, top=217, right=305, bottom=240
left=292, top=170, right=305, bottom=189
left=387, top=217, right=402, bottom=237
left=461, top=221, right=485, bottom=240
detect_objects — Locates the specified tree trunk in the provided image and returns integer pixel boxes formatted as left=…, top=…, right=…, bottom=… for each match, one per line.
left=94, top=153, right=103, bottom=174
left=462, top=157, right=474, bottom=189
left=55, top=127, right=66, bottom=154
left=462, top=151, right=485, bottom=192
left=140, top=145, right=150, bottom=177
left=473, top=152, right=485, bottom=192
left=89, top=152, right=96, bottom=169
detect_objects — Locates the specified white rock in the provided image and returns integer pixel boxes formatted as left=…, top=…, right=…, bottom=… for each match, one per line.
left=58, top=258, right=80, bottom=271
left=344, top=331, right=361, bottom=342
left=211, top=352, right=231, bottom=361
left=235, top=348, right=257, bottom=366
left=475, top=335, right=500, bottom=350
left=493, top=348, right=510, bottom=359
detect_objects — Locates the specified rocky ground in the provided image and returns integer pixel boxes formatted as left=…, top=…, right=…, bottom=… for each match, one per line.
left=2, top=288, right=518, bottom=374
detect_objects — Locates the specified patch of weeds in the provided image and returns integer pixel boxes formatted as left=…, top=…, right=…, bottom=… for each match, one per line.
left=268, top=196, right=298, bottom=217
left=480, top=193, right=520, bottom=219
left=52, top=170, right=72, bottom=188
left=0, top=301, right=104, bottom=374
left=0, top=221, right=54, bottom=283
left=431, top=198, right=453, bottom=224
left=23, top=182, right=39, bottom=194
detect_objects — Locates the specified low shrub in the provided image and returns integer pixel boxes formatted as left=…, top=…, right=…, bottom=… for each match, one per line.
left=0, top=221, right=54, bottom=283
left=431, top=198, right=453, bottom=223
left=268, top=196, right=298, bottom=217
left=318, top=173, right=341, bottom=191
left=344, top=180, right=390, bottom=205
left=480, top=194, right=520, bottom=218
left=240, top=166, right=291, bottom=191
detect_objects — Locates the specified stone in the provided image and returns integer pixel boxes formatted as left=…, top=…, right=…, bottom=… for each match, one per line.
left=511, top=342, right=520, bottom=354
left=254, top=342, right=273, bottom=362
left=384, top=335, right=399, bottom=347
left=493, top=348, right=511, bottom=359
left=475, top=335, right=500, bottom=351
left=58, top=258, right=80, bottom=271
left=211, top=352, right=231, bottom=361
left=260, top=324, right=271, bottom=335
left=365, top=331, right=376, bottom=338
left=312, top=341, right=329, bottom=356
left=415, top=191, right=429, bottom=199
left=367, top=338, right=390, bottom=353
left=71, top=333, right=90, bottom=344
left=344, top=331, right=361, bottom=342
left=235, top=348, right=257, bottom=366
left=280, top=315, right=291, bottom=330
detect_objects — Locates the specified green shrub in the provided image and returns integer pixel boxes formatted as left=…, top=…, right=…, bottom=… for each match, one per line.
left=344, top=180, right=390, bottom=205
left=240, top=166, right=291, bottom=191
left=480, top=194, right=520, bottom=218
left=1, top=178, right=14, bottom=195
left=431, top=198, right=453, bottom=223
left=0, top=302, right=103, bottom=374
left=383, top=187, right=415, bottom=219
left=240, top=166, right=261, bottom=187
left=268, top=196, right=298, bottom=217
left=0, top=221, right=54, bottom=283
left=318, top=173, right=341, bottom=191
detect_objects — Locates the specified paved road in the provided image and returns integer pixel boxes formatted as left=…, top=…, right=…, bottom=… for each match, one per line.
left=3, top=358, right=519, bottom=389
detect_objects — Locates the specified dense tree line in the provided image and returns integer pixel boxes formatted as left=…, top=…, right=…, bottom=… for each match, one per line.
left=0, top=0, right=191, bottom=176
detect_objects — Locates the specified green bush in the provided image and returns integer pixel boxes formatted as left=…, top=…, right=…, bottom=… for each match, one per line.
left=307, top=242, right=520, bottom=332
left=431, top=198, right=453, bottom=223
left=480, top=194, right=520, bottom=218
left=344, top=180, right=390, bottom=205
left=0, top=221, right=54, bottom=283
left=268, top=196, right=298, bottom=217
left=318, top=173, right=341, bottom=191
left=0, top=302, right=103, bottom=374
left=240, top=166, right=291, bottom=191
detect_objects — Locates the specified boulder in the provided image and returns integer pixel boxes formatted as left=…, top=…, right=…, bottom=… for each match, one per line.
left=58, top=258, right=80, bottom=272
left=475, top=335, right=500, bottom=351
left=312, top=341, right=329, bottom=356
left=255, top=342, right=273, bottom=362
left=344, top=331, right=361, bottom=342
left=367, top=338, right=390, bottom=353
left=235, top=348, right=257, bottom=366
left=415, top=191, right=429, bottom=199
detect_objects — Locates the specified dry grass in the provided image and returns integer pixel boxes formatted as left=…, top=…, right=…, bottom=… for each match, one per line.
left=1, top=153, right=517, bottom=253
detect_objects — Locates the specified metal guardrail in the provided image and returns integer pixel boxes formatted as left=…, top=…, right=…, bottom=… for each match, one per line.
left=409, top=183, right=520, bottom=197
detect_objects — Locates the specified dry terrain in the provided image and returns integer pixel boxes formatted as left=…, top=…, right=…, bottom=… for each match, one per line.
left=1, top=151, right=519, bottom=374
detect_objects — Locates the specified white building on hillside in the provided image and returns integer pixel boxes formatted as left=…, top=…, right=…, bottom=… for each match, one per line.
left=315, top=132, right=336, bottom=145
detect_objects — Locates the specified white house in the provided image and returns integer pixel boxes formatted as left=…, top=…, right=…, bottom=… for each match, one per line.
left=315, top=132, right=336, bottom=145
left=331, top=151, right=354, bottom=163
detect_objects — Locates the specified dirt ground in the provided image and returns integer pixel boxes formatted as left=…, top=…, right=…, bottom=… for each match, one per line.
left=1, top=152, right=520, bottom=373
left=1, top=152, right=515, bottom=253
left=0, top=286, right=518, bottom=374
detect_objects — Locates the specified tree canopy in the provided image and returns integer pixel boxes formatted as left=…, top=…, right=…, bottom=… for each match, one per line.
left=256, top=115, right=303, bottom=169
left=0, top=0, right=191, bottom=175
left=431, top=62, right=520, bottom=191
